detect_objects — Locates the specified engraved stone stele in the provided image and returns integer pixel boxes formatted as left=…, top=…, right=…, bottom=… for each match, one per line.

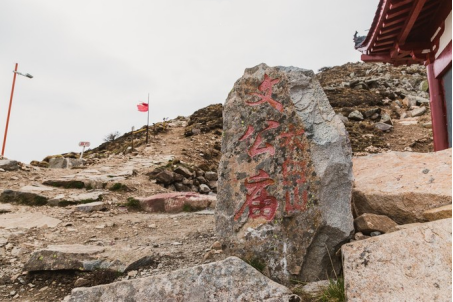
left=216, top=63, right=354, bottom=285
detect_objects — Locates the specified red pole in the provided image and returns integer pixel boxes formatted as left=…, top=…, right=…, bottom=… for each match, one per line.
left=2, top=63, right=18, bottom=158
left=426, top=63, right=449, bottom=151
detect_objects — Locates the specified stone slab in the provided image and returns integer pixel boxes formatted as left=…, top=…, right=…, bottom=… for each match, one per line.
left=352, top=150, right=452, bottom=224
left=138, top=192, right=216, bottom=213
left=0, top=160, right=20, bottom=171
left=342, top=218, right=452, bottom=302
left=0, top=212, right=61, bottom=229
left=75, top=201, right=106, bottom=212
left=65, top=257, right=298, bottom=302
left=24, top=244, right=155, bottom=273
left=423, top=204, right=452, bottom=221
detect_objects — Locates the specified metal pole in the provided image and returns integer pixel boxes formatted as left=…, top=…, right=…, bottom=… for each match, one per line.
left=2, top=63, right=18, bottom=158
left=79, top=146, right=86, bottom=160
left=131, top=126, right=135, bottom=150
left=146, top=93, right=150, bottom=144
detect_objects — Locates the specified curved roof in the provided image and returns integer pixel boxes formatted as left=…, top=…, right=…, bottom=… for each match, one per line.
left=356, top=0, right=451, bottom=65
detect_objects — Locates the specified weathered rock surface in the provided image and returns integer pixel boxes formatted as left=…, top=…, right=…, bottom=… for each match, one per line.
left=298, top=280, right=330, bottom=298
left=0, top=159, right=20, bottom=171
left=75, top=201, right=106, bottom=212
left=0, top=187, right=106, bottom=207
left=354, top=213, right=397, bottom=234
left=0, top=212, right=61, bottom=229
left=423, top=204, right=452, bottom=221
left=352, top=149, right=452, bottom=224
left=216, top=64, right=354, bottom=284
left=48, top=158, right=83, bottom=169
left=65, top=257, right=299, bottom=302
left=137, top=192, right=216, bottom=213
left=25, top=244, right=156, bottom=273
left=342, top=218, right=452, bottom=302
left=0, top=203, right=13, bottom=213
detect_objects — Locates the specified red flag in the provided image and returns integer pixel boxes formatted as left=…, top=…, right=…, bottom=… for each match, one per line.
left=137, top=102, right=148, bottom=112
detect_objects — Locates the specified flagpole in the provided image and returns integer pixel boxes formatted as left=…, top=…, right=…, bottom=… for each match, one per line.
left=146, top=93, right=149, bottom=144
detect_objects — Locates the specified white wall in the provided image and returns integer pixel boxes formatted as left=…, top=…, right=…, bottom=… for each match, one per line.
left=436, top=11, right=452, bottom=58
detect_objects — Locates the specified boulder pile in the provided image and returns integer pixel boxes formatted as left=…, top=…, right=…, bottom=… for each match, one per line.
left=148, top=161, right=218, bottom=194
left=317, top=62, right=433, bottom=153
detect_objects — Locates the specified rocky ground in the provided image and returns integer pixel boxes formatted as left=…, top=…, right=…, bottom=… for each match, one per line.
left=0, top=62, right=442, bottom=301
left=317, top=62, right=433, bottom=154
left=0, top=116, right=224, bottom=302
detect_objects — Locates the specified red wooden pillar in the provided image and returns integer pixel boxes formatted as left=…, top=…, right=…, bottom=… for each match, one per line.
left=426, top=63, right=449, bottom=151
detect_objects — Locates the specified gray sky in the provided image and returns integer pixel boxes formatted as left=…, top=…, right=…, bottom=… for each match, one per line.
left=0, top=0, right=378, bottom=163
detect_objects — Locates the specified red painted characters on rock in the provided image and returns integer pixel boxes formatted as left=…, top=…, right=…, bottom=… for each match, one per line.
left=279, top=125, right=309, bottom=214
left=239, top=121, right=280, bottom=158
left=234, top=170, right=278, bottom=221
left=246, top=74, right=283, bottom=112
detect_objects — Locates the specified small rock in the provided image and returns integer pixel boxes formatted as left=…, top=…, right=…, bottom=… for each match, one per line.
left=199, top=184, right=211, bottom=194
left=75, top=201, right=106, bottom=213
left=354, top=232, right=369, bottom=241
left=0, top=160, right=20, bottom=171
left=374, top=122, right=393, bottom=131
left=422, top=122, right=432, bottom=128
left=155, top=170, right=174, bottom=185
left=423, top=205, right=452, bottom=222
left=336, top=114, right=349, bottom=124
left=211, top=241, right=222, bottom=250
left=422, top=169, right=430, bottom=174
left=204, top=172, right=218, bottom=181
left=173, top=166, right=192, bottom=178
left=74, top=278, right=90, bottom=287
left=370, top=231, right=381, bottom=237
left=348, top=110, right=364, bottom=121
left=300, top=280, right=330, bottom=298
left=410, top=107, right=427, bottom=117
left=127, top=270, right=138, bottom=278
left=354, top=213, right=398, bottom=234
left=419, top=80, right=429, bottom=92
left=380, top=113, right=392, bottom=125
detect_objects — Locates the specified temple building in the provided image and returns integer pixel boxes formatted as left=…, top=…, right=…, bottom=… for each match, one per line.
left=355, top=0, right=452, bottom=150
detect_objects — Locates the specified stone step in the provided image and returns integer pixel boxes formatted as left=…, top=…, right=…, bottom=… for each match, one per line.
left=342, top=218, right=452, bottom=301
left=64, top=257, right=297, bottom=302
left=0, top=186, right=107, bottom=207
left=136, top=192, right=216, bottom=213
left=352, top=149, right=452, bottom=224
left=24, top=244, right=156, bottom=274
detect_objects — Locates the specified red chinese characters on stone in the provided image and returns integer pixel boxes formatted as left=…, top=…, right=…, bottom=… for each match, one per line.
left=246, top=74, right=283, bottom=112
left=283, top=160, right=308, bottom=213
left=234, top=170, right=278, bottom=221
left=239, top=121, right=280, bottom=158
left=280, top=126, right=309, bottom=213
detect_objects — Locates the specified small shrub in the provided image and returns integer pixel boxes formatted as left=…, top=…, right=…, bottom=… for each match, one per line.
left=126, top=197, right=141, bottom=210
left=246, top=258, right=266, bottom=272
left=104, top=131, right=120, bottom=142
left=110, top=183, right=124, bottom=191
left=316, top=278, right=345, bottom=302
left=182, top=203, right=194, bottom=212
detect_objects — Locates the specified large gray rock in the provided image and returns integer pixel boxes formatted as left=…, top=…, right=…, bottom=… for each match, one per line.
left=342, top=218, right=452, bottom=302
left=216, top=64, right=354, bottom=284
left=0, top=159, right=20, bottom=171
left=137, top=192, right=216, bottom=213
left=65, top=257, right=299, bottom=302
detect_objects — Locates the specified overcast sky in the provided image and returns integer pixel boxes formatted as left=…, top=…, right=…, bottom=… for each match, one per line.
left=0, top=0, right=378, bottom=163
